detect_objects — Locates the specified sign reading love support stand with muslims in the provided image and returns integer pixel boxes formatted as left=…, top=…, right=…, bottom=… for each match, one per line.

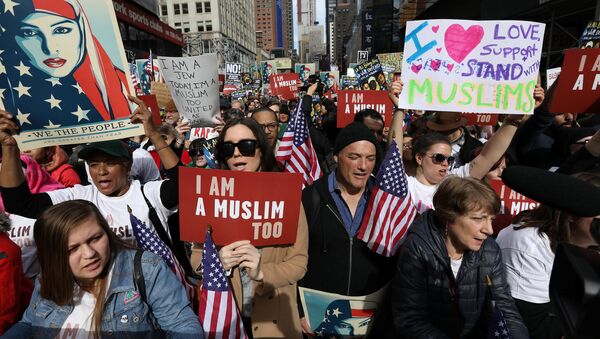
left=399, top=20, right=545, bottom=115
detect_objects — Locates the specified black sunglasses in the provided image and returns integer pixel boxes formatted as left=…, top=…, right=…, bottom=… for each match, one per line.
left=428, top=153, right=455, bottom=165
left=217, top=139, right=258, bottom=158
left=188, top=148, right=202, bottom=157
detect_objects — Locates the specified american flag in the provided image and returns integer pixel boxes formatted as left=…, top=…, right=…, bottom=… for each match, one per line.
left=128, top=208, right=195, bottom=302
left=198, top=229, right=247, bottom=339
left=357, top=140, right=417, bottom=257
left=486, top=275, right=512, bottom=339
left=145, top=50, right=155, bottom=82
left=275, top=96, right=322, bottom=187
left=129, top=63, right=140, bottom=90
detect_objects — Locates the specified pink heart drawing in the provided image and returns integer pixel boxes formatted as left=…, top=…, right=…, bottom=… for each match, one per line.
left=444, top=24, right=484, bottom=63
left=430, top=59, right=441, bottom=71
left=411, top=63, right=423, bottom=74
left=446, top=63, right=454, bottom=72
left=432, top=25, right=439, bottom=33
left=436, top=47, right=442, bottom=53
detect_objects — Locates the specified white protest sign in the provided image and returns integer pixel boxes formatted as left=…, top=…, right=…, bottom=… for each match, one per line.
left=399, top=20, right=545, bottom=115
left=158, top=54, right=220, bottom=127
left=546, top=67, right=561, bottom=89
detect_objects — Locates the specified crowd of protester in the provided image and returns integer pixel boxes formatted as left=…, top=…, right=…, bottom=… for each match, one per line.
left=0, top=71, right=599, bottom=339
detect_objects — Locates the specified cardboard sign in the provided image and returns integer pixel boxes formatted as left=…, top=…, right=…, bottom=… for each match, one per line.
left=336, top=90, right=393, bottom=128
left=150, top=82, right=173, bottom=108
left=550, top=48, right=600, bottom=114
left=0, top=0, right=143, bottom=150
left=179, top=168, right=303, bottom=246
left=490, top=179, right=539, bottom=233
left=158, top=54, right=220, bottom=127
left=399, top=20, right=545, bottom=115
left=270, top=73, right=300, bottom=100
left=546, top=67, right=561, bottom=89
left=138, top=95, right=162, bottom=127
left=462, top=113, right=499, bottom=126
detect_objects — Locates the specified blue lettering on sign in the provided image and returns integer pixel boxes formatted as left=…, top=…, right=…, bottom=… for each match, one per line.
left=406, top=21, right=438, bottom=63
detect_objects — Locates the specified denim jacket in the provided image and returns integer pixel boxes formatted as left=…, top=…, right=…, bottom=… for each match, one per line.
left=2, top=249, right=203, bottom=338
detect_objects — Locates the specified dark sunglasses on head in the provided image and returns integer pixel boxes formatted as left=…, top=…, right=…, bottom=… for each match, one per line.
left=428, top=153, right=455, bottom=165
left=217, top=139, right=258, bottom=158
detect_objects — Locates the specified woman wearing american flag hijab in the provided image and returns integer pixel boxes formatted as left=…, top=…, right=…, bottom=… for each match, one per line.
left=0, top=0, right=133, bottom=130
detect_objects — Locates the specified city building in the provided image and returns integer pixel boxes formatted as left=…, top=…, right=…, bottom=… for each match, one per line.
left=334, top=0, right=358, bottom=70
left=255, top=0, right=294, bottom=57
left=113, top=0, right=184, bottom=59
left=158, top=0, right=256, bottom=69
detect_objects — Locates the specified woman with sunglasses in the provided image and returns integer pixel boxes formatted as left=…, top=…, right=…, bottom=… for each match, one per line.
left=191, top=118, right=308, bottom=338
left=387, top=80, right=539, bottom=214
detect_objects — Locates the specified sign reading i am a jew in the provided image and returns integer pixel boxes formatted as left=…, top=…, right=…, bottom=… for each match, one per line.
left=399, top=20, right=545, bottom=115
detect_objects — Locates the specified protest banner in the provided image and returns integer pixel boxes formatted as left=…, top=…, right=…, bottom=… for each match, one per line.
left=274, top=58, right=293, bottom=69
left=270, top=73, right=300, bottom=100
left=138, top=95, right=162, bottom=127
left=0, top=0, right=144, bottom=150
left=299, top=284, right=389, bottom=339
left=295, top=63, right=317, bottom=86
left=337, top=90, right=393, bottom=128
left=136, top=58, right=162, bottom=95
left=179, top=168, right=303, bottom=246
left=158, top=54, right=220, bottom=127
left=550, top=48, right=600, bottom=114
left=579, top=21, right=600, bottom=48
left=224, top=63, right=243, bottom=95
left=150, top=81, right=173, bottom=108
left=490, top=179, right=539, bottom=233
left=260, top=61, right=277, bottom=84
left=189, top=127, right=219, bottom=141
left=353, top=57, right=387, bottom=90
left=340, top=76, right=359, bottom=89
left=546, top=67, right=561, bottom=89
left=462, top=113, right=499, bottom=126
left=399, top=20, right=545, bottom=115
left=320, top=71, right=339, bottom=96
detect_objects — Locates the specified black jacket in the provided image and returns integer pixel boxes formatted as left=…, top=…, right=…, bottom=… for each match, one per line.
left=300, top=176, right=397, bottom=297
left=392, top=211, right=529, bottom=339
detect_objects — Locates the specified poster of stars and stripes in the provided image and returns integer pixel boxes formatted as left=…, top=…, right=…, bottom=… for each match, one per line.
left=0, top=0, right=143, bottom=151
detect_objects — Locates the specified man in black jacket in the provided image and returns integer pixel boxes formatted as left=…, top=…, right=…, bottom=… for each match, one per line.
left=299, top=122, right=396, bottom=337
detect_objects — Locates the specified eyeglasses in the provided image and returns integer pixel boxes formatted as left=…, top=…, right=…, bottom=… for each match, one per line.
left=188, top=148, right=202, bottom=157
left=260, top=122, right=278, bottom=131
left=427, top=153, right=455, bottom=165
left=217, top=139, right=258, bottom=158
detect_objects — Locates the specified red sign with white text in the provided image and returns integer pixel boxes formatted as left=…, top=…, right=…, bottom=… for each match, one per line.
left=490, top=179, right=539, bottom=233
left=550, top=48, right=600, bottom=114
left=462, top=113, right=499, bottom=126
left=179, top=168, right=303, bottom=246
left=336, top=90, right=393, bottom=128
left=269, top=73, right=300, bottom=100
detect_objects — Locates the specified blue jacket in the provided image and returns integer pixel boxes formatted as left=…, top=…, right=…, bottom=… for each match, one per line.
left=2, top=249, right=203, bottom=338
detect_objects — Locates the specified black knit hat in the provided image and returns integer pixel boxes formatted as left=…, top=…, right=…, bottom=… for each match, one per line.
left=333, top=122, right=382, bottom=161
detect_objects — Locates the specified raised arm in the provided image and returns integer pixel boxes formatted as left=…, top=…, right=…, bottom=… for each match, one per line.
left=387, top=80, right=405, bottom=148
left=0, top=110, right=25, bottom=189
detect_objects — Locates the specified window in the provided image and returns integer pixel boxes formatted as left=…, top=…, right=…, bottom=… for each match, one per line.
left=161, top=4, right=168, bottom=16
left=197, top=21, right=204, bottom=32
left=174, top=3, right=180, bottom=15
left=182, top=3, right=188, bottom=14
left=205, top=20, right=212, bottom=31
left=183, top=21, right=190, bottom=33
left=204, top=1, right=211, bottom=13
left=196, top=2, right=203, bottom=13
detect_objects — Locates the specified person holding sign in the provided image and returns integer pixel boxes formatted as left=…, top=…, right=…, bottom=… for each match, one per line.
left=387, top=80, right=544, bottom=214
left=3, top=200, right=202, bottom=338
left=392, top=176, right=528, bottom=338
left=192, top=117, right=308, bottom=338
left=0, top=0, right=133, bottom=129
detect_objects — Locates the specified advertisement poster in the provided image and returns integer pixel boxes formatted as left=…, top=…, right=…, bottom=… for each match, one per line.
left=336, top=90, right=393, bottom=128
left=299, top=284, right=389, bottom=339
left=399, top=20, right=545, bottom=115
left=158, top=54, right=220, bottom=127
left=0, top=0, right=143, bottom=150
left=179, top=168, right=303, bottom=246
left=549, top=48, right=600, bottom=114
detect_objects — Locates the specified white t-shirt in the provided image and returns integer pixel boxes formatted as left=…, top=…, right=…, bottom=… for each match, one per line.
left=47, top=180, right=174, bottom=243
left=407, top=164, right=471, bottom=214
left=450, top=257, right=462, bottom=278
left=59, top=265, right=114, bottom=339
left=131, top=148, right=160, bottom=184
left=7, top=213, right=38, bottom=278
left=496, top=225, right=555, bottom=303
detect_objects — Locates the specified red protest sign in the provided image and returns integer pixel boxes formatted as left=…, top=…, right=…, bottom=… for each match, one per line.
left=550, top=48, right=600, bottom=114
left=336, top=90, right=393, bottom=128
left=138, top=95, right=162, bottom=127
left=462, top=113, right=499, bottom=126
left=490, top=180, right=539, bottom=234
left=179, top=167, right=303, bottom=246
left=270, top=73, right=300, bottom=100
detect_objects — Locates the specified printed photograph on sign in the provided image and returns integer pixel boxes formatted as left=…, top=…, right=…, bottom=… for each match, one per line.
left=0, top=0, right=143, bottom=150
left=353, top=57, right=387, bottom=91
left=399, top=20, right=545, bottom=115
